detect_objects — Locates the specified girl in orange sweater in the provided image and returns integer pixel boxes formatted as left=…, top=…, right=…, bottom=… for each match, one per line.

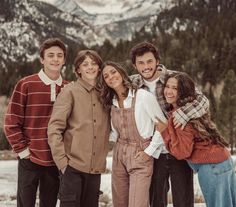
left=162, top=72, right=236, bottom=207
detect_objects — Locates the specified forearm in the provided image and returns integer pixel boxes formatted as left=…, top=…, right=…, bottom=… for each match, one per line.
left=48, top=127, right=68, bottom=170
left=174, top=92, right=209, bottom=126
left=4, top=105, right=27, bottom=153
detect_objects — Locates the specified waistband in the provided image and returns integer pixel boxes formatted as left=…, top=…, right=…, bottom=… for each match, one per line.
left=117, top=137, right=151, bottom=150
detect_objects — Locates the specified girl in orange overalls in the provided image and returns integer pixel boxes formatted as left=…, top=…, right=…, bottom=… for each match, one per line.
left=99, top=61, right=167, bottom=207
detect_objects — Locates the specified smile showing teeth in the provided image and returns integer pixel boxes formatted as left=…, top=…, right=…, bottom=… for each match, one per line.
left=86, top=71, right=95, bottom=74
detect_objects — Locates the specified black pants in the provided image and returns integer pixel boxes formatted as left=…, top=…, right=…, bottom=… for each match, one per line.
left=59, top=165, right=101, bottom=207
left=17, top=158, right=59, bottom=207
left=150, top=153, right=194, bottom=207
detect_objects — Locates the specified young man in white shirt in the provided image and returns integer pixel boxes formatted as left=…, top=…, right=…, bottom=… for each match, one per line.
left=130, top=42, right=209, bottom=207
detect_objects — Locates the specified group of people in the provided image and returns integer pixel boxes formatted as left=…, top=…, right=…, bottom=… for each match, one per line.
left=4, top=37, right=236, bottom=207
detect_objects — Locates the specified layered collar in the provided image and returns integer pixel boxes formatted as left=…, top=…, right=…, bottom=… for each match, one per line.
left=38, top=69, right=62, bottom=86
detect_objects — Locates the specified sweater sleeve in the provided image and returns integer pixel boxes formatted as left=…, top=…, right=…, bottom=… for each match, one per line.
left=4, top=79, right=29, bottom=154
left=163, top=116, right=195, bottom=160
left=47, top=87, right=73, bottom=170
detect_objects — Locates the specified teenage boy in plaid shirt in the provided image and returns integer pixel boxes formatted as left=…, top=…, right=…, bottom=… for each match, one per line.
left=130, top=42, right=209, bottom=207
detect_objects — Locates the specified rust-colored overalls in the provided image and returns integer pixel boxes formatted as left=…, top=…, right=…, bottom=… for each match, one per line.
left=111, top=95, right=153, bottom=207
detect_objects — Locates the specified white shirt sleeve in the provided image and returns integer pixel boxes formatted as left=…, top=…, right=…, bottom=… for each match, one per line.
left=144, top=130, right=165, bottom=158
left=142, top=90, right=167, bottom=124
left=109, top=120, right=119, bottom=142
left=18, top=148, right=30, bottom=159
left=140, top=90, right=167, bottom=157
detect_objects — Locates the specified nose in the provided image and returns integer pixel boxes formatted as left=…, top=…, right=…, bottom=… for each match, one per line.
left=108, top=74, right=113, bottom=80
left=164, top=87, right=171, bottom=94
left=144, top=63, right=149, bottom=68
left=88, top=63, right=94, bottom=70
left=53, top=55, right=59, bottom=61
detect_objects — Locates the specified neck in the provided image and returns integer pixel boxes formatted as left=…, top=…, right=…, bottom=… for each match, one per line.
left=87, top=79, right=96, bottom=86
left=81, top=77, right=96, bottom=86
left=114, top=85, right=128, bottom=100
left=172, top=103, right=178, bottom=109
left=44, top=69, right=60, bottom=81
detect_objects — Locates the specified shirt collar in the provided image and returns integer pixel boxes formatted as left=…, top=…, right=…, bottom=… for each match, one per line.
left=112, top=89, right=134, bottom=107
left=158, top=64, right=168, bottom=84
left=76, top=77, right=95, bottom=92
left=38, top=69, right=62, bottom=86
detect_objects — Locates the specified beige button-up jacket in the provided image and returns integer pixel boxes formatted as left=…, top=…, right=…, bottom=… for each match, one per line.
left=48, top=78, right=110, bottom=174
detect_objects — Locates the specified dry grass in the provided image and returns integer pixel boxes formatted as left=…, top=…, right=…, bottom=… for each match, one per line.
left=0, top=150, right=16, bottom=160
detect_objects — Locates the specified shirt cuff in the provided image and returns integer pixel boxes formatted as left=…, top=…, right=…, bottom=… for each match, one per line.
left=57, top=157, right=69, bottom=170
left=18, top=148, right=30, bottom=159
left=144, top=131, right=164, bottom=156
left=173, top=110, right=190, bottom=127
left=109, top=133, right=118, bottom=142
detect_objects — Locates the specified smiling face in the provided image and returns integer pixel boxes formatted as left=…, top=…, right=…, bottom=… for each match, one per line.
left=40, top=46, right=65, bottom=77
left=76, top=55, right=100, bottom=85
left=102, top=65, right=123, bottom=90
left=164, top=77, right=178, bottom=108
left=134, top=52, right=160, bottom=81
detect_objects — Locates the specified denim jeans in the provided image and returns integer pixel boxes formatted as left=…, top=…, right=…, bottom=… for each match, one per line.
left=188, top=157, right=236, bottom=207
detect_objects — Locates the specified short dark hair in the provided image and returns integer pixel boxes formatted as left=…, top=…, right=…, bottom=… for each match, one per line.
left=74, top=50, right=103, bottom=76
left=39, top=38, right=67, bottom=59
left=130, top=42, right=160, bottom=64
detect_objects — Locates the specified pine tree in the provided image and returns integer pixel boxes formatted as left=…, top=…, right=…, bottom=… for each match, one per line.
left=217, top=70, right=236, bottom=153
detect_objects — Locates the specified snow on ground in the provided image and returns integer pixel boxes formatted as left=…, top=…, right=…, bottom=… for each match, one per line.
left=1, top=156, right=236, bottom=207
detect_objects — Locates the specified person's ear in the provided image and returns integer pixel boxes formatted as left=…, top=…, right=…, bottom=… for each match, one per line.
left=76, top=67, right=80, bottom=74
left=40, top=57, right=44, bottom=65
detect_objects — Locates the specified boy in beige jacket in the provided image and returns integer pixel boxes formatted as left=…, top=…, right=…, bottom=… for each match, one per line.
left=48, top=50, right=110, bottom=207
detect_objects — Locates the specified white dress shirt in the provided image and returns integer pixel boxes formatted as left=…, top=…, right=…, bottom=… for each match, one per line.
left=143, top=78, right=169, bottom=154
left=110, top=88, right=167, bottom=159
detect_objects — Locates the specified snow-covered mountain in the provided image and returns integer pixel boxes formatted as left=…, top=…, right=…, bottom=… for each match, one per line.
left=47, top=0, right=174, bottom=25
left=35, top=0, right=174, bottom=43
left=0, top=0, right=174, bottom=73
left=0, top=0, right=104, bottom=71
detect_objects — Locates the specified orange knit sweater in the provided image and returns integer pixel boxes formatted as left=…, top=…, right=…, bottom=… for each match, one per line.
left=162, top=115, right=230, bottom=164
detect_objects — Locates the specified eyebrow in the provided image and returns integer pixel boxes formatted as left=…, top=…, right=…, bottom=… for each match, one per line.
left=47, top=52, right=64, bottom=55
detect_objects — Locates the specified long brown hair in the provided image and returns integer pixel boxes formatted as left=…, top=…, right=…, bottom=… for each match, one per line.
left=98, top=61, right=137, bottom=110
left=164, top=72, right=229, bottom=147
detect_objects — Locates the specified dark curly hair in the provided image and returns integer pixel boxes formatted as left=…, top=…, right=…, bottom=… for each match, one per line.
left=164, top=72, right=228, bottom=147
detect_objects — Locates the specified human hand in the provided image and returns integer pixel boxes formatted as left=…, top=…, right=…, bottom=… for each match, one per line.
left=173, top=117, right=185, bottom=130
left=135, top=151, right=151, bottom=162
left=155, top=117, right=167, bottom=132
